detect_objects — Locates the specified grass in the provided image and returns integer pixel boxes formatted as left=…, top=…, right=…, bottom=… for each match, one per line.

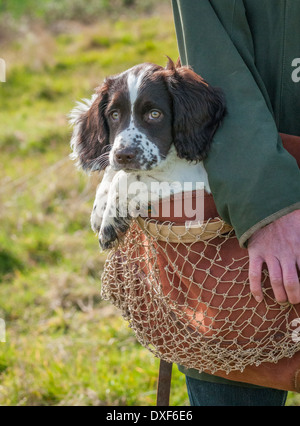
left=0, top=4, right=190, bottom=406
left=0, top=0, right=162, bottom=24
left=0, top=2, right=299, bottom=406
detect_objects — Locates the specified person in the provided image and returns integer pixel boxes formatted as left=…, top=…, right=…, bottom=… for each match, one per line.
left=171, top=0, right=300, bottom=406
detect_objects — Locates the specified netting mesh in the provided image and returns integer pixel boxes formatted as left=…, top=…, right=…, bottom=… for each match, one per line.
left=101, top=216, right=300, bottom=374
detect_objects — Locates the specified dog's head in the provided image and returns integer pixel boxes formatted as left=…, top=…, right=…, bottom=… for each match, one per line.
left=70, top=58, right=226, bottom=172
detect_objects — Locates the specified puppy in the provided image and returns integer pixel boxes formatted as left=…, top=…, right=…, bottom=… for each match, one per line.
left=70, top=58, right=226, bottom=249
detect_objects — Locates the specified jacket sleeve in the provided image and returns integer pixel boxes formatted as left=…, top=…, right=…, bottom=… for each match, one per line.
left=172, top=0, right=300, bottom=247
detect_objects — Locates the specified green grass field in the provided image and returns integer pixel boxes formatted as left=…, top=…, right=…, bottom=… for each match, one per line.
left=0, top=1, right=299, bottom=406
left=0, top=1, right=190, bottom=406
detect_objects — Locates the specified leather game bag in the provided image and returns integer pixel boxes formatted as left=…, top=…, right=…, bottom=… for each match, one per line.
left=101, top=133, right=300, bottom=392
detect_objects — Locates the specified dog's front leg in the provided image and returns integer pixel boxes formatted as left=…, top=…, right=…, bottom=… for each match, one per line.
left=98, top=170, right=132, bottom=250
left=91, top=166, right=117, bottom=234
left=98, top=172, right=166, bottom=250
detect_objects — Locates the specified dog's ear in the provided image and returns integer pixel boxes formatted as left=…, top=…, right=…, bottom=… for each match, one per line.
left=69, top=80, right=110, bottom=171
left=164, top=59, right=226, bottom=162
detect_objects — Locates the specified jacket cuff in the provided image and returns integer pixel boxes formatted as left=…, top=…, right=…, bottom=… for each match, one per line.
left=239, top=202, right=300, bottom=248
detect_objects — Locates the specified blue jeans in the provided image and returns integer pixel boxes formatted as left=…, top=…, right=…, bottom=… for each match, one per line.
left=186, top=376, right=288, bottom=406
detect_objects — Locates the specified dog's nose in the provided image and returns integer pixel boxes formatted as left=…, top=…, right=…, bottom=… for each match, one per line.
left=114, top=148, right=137, bottom=164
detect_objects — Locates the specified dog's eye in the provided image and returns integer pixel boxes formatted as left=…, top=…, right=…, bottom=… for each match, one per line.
left=110, top=111, right=120, bottom=121
left=149, top=110, right=162, bottom=120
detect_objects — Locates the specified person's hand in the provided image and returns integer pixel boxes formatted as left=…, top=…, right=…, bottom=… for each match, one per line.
left=248, top=209, right=300, bottom=305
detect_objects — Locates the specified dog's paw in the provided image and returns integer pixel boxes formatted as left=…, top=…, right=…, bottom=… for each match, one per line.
left=99, top=224, right=118, bottom=250
left=99, top=217, right=131, bottom=250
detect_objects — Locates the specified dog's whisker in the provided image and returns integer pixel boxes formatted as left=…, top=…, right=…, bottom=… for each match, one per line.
left=94, top=152, right=110, bottom=164
left=99, top=152, right=110, bottom=160
left=96, top=159, right=110, bottom=169
left=102, top=145, right=113, bottom=153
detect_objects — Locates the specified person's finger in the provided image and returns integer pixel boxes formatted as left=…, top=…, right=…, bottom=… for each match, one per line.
left=281, top=260, right=300, bottom=305
left=297, top=257, right=300, bottom=274
left=249, top=255, right=264, bottom=302
left=267, top=257, right=287, bottom=304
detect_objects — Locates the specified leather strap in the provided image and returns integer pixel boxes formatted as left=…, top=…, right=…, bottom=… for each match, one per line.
left=156, top=360, right=173, bottom=406
left=137, top=216, right=233, bottom=243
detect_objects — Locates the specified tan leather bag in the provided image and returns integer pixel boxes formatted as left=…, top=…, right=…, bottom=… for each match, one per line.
left=102, top=133, right=300, bottom=393
left=211, top=133, right=300, bottom=391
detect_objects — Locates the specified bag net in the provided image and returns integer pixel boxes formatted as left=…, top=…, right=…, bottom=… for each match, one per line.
left=101, top=192, right=300, bottom=375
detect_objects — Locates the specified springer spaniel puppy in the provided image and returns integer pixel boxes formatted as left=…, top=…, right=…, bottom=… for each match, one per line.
left=70, top=58, right=226, bottom=250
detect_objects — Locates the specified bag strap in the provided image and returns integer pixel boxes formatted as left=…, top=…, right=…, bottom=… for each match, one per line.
left=137, top=216, right=233, bottom=243
left=156, top=360, right=173, bottom=406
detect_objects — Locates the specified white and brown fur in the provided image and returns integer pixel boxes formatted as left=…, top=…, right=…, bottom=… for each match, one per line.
left=70, top=58, right=226, bottom=249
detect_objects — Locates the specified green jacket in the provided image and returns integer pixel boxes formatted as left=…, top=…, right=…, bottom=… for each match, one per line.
left=172, top=0, right=300, bottom=247
left=172, top=0, right=300, bottom=385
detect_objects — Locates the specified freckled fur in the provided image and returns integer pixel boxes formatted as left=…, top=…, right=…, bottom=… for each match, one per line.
left=69, top=58, right=226, bottom=249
